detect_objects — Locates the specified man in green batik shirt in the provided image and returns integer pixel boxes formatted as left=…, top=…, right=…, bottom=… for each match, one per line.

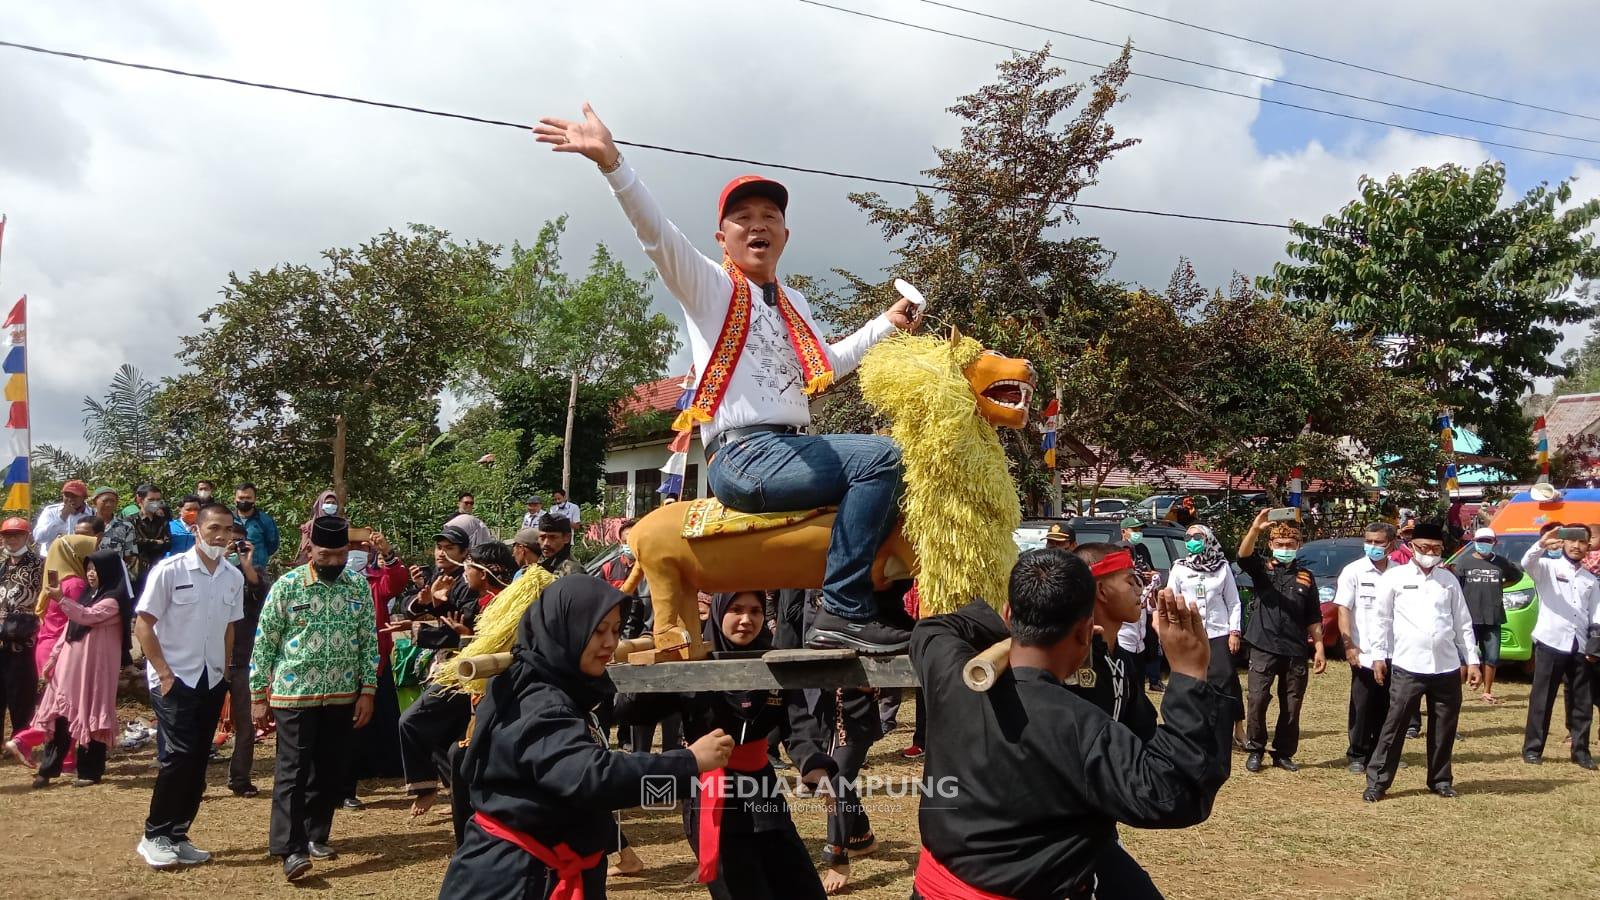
left=249, top=515, right=378, bottom=883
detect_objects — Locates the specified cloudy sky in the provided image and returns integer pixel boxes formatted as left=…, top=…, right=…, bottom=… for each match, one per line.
left=4, top=0, right=1598, bottom=452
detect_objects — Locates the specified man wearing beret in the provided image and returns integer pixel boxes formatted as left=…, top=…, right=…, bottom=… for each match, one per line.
left=249, top=515, right=378, bottom=881
left=1236, top=508, right=1327, bottom=775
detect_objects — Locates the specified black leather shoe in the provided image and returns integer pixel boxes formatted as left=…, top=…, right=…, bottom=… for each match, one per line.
left=341, top=796, right=363, bottom=810
left=1523, top=751, right=1543, bottom=765
left=1244, top=751, right=1263, bottom=773
left=1362, top=787, right=1382, bottom=803
left=1405, top=727, right=1421, bottom=739
left=805, top=609, right=910, bottom=655
left=1347, top=759, right=1365, bottom=775
left=1573, top=754, right=1598, bottom=771
left=1432, top=785, right=1458, bottom=799
left=231, top=783, right=260, bottom=798
left=283, top=853, right=312, bottom=882
left=1272, top=756, right=1300, bottom=773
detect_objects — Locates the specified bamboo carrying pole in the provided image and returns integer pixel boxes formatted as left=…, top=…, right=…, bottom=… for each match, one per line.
left=455, top=652, right=512, bottom=681
left=962, top=638, right=1012, bottom=692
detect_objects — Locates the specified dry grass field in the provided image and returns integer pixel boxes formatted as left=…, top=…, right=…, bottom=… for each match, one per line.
left=2, top=668, right=1597, bottom=899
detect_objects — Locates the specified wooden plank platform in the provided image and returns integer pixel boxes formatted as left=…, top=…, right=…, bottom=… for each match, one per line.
left=607, top=649, right=917, bottom=692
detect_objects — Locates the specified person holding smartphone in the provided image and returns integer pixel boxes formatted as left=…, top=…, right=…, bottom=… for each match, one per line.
left=1518, top=523, right=1600, bottom=769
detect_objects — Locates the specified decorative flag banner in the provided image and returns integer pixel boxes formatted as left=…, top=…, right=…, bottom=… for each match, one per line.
left=1534, top=415, right=1549, bottom=476
left=1438, top=413, right=1460, bottom=491
left=2, top=295, right=28, bottom=510
left=1287, top=466, right=1304, bottom=509
left=1040, top=397, right=1060, bottom=469
left=658, top=369, right=696, bottom=497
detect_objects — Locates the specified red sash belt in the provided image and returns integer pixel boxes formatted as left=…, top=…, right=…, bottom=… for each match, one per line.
left=914, top=847, right=1015, bottom=900
left=696, top=739, right=771, bottom=883
left=473, top=811, right=604, bottom=900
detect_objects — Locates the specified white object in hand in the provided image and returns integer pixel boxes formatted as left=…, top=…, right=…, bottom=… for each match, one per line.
left=893, top=278, right=928, bottom=307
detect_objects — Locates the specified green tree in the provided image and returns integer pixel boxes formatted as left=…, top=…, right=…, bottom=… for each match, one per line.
left=812, top=46, right=1138, bottom=502
left=1261, top=162, right=1600, bottom=475
left=1552, top=319, right=1600, bottom=397
left=497, top=218, right=678, bottom=493
left=495, top=373, right=623, bottom=505
left=33, top=363, right=161, bottom=493
left=156, top=225, right=508, bottom=510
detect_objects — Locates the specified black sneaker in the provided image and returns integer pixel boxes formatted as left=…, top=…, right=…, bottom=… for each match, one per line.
left=805, top=609, right=910, bottom=654
left=283, top=853, right=312, bottom=881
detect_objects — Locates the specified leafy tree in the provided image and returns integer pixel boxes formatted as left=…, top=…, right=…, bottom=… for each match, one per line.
left=496, top=373, right=623, bottom=505
left=811, top=46, right=1138, bottom=504
left=156, top=225, right=508, bottom=509
left=1552, top=319, right=1600, bottom=397
left=33, top=363, right=161, bottom=493
left=1262, top=162, right=1600, bottom=474
left=1191, top=277, right=1441, bottom=504
left=497, top=218, right=678, bottom=493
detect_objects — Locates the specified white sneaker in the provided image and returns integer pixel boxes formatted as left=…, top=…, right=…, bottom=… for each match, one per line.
left=173, top=840, right=212, bottom=864
left=137, top=836, right=180, bottom=869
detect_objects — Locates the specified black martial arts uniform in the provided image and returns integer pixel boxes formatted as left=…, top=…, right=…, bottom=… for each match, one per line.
left=438, top=577, right=700, bottom=900
left=397, top=574, right=480, bottom=798
left=615, top=592, right=834, bottom=900
left=1067, top=633, right=1159, bottom=740
left=1237, top=553, right=1320, bottom=762
left=909, top=600, right=1226, bottom=900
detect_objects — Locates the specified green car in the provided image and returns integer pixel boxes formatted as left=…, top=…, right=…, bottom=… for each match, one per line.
left=1447, top=532, right=1540, bottom=665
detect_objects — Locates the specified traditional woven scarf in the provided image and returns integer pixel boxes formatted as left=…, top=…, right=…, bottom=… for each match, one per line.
left=671, top=257, right=833, bottom=432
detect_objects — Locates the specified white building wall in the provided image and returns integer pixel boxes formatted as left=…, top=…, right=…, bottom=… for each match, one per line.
left=603, top=436, right=709, bottom=516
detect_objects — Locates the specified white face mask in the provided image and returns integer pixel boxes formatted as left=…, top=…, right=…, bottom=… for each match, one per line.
left=196, top=540, right=227, bottom=561
left=3, top=545, right=26, bottom=557
left=345, top=550, right=369, bottom=572
left=320, top=502, right=339, bottom=517
left=1413, top=553, right=1442, bottom=569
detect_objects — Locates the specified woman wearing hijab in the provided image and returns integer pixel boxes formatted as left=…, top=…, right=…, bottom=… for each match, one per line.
left=26, top=548, right=129, bottom=787
left=1170, top=523, right=1246, bottom=755
left=293, top=490, right=342, bottom=566
left=440, top=576, right=732, bottom=899
left=616, top=591, right=835, bottom=900
left=5, top=535, right=96, bottom=771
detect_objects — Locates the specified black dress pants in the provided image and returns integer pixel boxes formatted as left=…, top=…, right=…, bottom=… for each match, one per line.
left=269, top=704, right=354, bottom=857
left=0, top=645, right=37, bottom=740
left=226, top=661, right=256, bottom=791
left=145, top=672, right=227, bottom=840
left=1245, top=648, right=1308, bottom=760
left=1367, top=666, right=1461, bottom=793
left=1346, top=664, right=1390, bottom=765
left=398, top=683, right=471, bottom=794
left=1525, top=641, right=1593, bottom=757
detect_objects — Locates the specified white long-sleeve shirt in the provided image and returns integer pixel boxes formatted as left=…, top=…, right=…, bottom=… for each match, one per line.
left=1169, top=561, right=1240, bottom=639
left=1519, top=542, right=1600, bottom=653
left=1333, top=556, right=1389, bottom=669
left=33, top=502, right=92, bottom=557
left=604, top=161, right=895, bottom=446
left=1371, top=561, right=1479, bottom=675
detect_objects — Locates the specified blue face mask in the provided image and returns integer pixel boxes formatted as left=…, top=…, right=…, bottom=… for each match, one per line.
left=1545, top=548, right=1563, bottom=559
left=1127, top=532, right=1144, bottom=545
left=1473, top=541, right=1494, bottom=556
left=1272, top=548, right=1297, bottom=564
left=1363, top=544, right=1386, bottom=561
left=320, top=502, right=339, bottom=517
left=1185, top=538, right=1205, bottom=555
left=345, top=550, right=369, bottom=572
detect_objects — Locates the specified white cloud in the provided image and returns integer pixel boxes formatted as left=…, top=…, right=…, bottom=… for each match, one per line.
left=2, top=0, right=1597, bottom=454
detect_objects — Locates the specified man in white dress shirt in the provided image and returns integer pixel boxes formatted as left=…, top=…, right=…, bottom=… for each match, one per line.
left=547, top=489, right=582, bottom=530
left=1518, top=524, right=1598, bottom=769
left=535, top=104, right=922, bottom=653
left=1334, top=521, right=1396, bottom=774
left=1364, top=522, right=1481, bottom=801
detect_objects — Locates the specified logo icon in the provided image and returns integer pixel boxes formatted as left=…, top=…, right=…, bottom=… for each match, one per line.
left=641, top=775, right=677, bottom=810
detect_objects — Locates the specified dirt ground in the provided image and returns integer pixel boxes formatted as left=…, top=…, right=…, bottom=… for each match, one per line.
left=2, top=669, right=1597, bottom=899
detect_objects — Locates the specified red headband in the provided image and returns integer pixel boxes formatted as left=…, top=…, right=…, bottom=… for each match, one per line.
left=1089, top=549, right=1134, bottom=578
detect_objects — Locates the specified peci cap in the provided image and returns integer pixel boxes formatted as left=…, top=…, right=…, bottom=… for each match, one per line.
left=310, top=515, right=349, bottom=549
left=1411, top=521, right=1446, bottom=542
left=718, top=175, right=788, bottom=224
left=1473, top=526, right=1496, bottom=541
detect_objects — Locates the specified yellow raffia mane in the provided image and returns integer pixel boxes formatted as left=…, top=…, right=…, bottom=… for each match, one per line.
left=859, top=333, right=1019, bottom=615
left=430, top=565, right=557, bottom=695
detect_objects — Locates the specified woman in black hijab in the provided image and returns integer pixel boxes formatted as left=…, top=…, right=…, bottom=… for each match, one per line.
left=439, top=576, right=731, bottom=900
left=615, top=590, right=835, bottom=900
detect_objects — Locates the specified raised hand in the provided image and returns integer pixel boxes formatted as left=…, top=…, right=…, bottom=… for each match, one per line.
left=534, top=102, right=621, bottom=169
left=1152, top=588, right=1209, bottom=681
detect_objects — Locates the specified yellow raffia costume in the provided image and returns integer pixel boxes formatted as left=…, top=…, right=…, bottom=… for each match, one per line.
left=858, top=333, right=1020, bottom=616
left=430, top=565, right=557, bottom=695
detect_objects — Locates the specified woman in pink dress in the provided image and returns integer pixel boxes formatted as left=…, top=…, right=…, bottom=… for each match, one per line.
left=28, top=548, right=130, bottom=788
left=4, top=534, right=94, bottom=771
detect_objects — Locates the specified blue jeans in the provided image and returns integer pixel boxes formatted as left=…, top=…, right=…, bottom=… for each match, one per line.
left=707, top=432, right=902, bottom=620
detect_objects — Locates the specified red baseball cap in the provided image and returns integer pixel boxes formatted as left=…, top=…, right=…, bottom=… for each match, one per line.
left=61, top=480, right=88, bottom=498
left=0, top=517, right=29, bottom=534
left=718, top=175, right=788, bottom=224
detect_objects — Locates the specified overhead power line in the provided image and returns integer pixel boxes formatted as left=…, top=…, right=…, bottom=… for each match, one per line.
left=794, top=1, right=1600, bottom=165
left=913, top=0, right=1600, bottom=146
left=1080, top=0, right=1600, bottom=125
